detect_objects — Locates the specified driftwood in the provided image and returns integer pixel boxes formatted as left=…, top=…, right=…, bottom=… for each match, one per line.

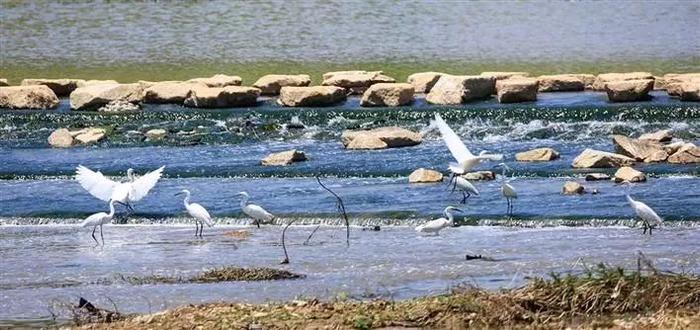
left=315, top=176, right=350, bottom=246
left=280, top=219, right=297, bottom=264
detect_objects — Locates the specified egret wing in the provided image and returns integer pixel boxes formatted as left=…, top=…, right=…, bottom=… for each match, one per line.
left=433, top=114, right=473, bottom=163
left=633, top=201, right=663, bottom=225
left=129, top=166, right=164, bottom=201
left=246, top=205, right=274, bottom=221
left=189, top=203, right=213, bottom=227
left=420, top=218, right=448, bottom=231
left=75, top=165, right=118, bottom=202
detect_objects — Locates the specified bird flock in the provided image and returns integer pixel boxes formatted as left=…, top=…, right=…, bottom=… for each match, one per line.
left=75, top=113, right=664, bottom=245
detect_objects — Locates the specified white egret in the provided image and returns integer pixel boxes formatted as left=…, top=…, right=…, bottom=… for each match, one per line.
left=75, top=165, right=165, bottom=214
left=81, top=199, right=121, bottom=246
left=448, top=176, right=480, bottom=204
left=432, top=113, right=503, bottom=176
left=626, top=195, right=663, bottom=235
left=238, top=191, right=274, bottom=228
left=496, top=163, right=517, bottom=217
left=176, top=189, right=213, bottom=237
left=415, top=206, right=463, bottom=235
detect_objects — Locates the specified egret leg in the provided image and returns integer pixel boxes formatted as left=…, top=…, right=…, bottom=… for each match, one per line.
left=194, top=223, right=199, bottom=237
left=255, top=219, right=260, bottom=229
left=91, top=225, right=98, bottom=246
left=642, top=222, right=648, bottom=235
left=461, top=191, right=470, bottom=204
left=199, top=223, right=204, bottom=238
left=649, top=225, right=653, bottom=236
left=99, top=224, right=104, bottom=246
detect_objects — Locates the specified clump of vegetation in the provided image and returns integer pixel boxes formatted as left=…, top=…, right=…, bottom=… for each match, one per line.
left=191, top=266, right=304, bottom=283
left=78, top=264, right=700, bottom=329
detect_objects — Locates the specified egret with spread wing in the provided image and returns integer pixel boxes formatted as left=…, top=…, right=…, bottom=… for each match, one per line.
left=626, top=195, right=663, bottom=235
left=238, top=192, right=274, bottom=228
left=75, top=165, right=164, bottom=214
left=432, top=113, right=503, bottom=176
left=415, top=206, right=463, bottom=236
left=176, top=189, right=213, bottom=237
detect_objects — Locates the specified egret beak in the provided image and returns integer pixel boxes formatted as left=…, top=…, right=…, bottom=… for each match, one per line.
left=452, top=208, right=464, bottom=213
left=174, top=192, right=183, bottom=196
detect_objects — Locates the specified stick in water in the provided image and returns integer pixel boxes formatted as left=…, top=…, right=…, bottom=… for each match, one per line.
left=316, top=176, right=350, bottom=246
left=280, top=219, right=297, bottom=264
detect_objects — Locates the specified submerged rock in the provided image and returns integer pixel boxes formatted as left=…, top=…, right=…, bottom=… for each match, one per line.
left=562, top=181, right=585, bottom=195
left=407, top=72, right=444, bottom=93
left=73, top=127, right=106, bottom=144
left=143, top=82, right=206, bottom=104
left=261, top=150, right=307, bottom=166
left=604, top=79, right=654, bottom=102
left=408, top=168, right=443, bottom=183
left=321, top=71, right=395, bottom=94
left=145, top=129, right=167, bottom=141
left=341, top=127, right=422, bottom=150
left=426, top=75, right=495, bottom=104
left=47, top=128, right=74, bottom=148
left=461, top=171, right=496, bottom=181
left=537, top=74, right=585, bottom=92
left=21, top=78, right=84, bottom=96
left=638, top=129, right=672, bottom=143
left=70, top=83, right=144, bottom=110
left=360, top=83, right=414, bottom=107
left=592, top=72, right=654, bottom=91
left=612, top=135, right=668, bottom=162
left=0, top=85, right=59, bottom=109
left=480, top=72, right=529, bottom=81
left=515, top=147, right=560, bottom=161
left=585, top=173, right=611, bottom=181
left=496, top=78, right=538, bottom=103
left=186, top=74, right=242, bottom=87
left=613, top=166, right=646, bottom=183
left=98, top=99, right=140, bottom=112
left=572, top=149, right=635, bottom=168
left=253, top=74, right=311, bottom=95
left=183, top=86, right=260, bottom=108
left=278, top=86, right=347, bottom=107
left=667, top=143, right=700, bottom=164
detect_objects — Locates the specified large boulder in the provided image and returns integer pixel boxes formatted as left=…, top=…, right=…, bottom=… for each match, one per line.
left=572, top=74, right=596, bottom=89
left=461, top=171, right=495, bottom=181
left=186, top=74, right=242, bottom=87
left=515, top=147, right=560, bottom=161
left=496, top=78, right=538, bottom=103
left=667, top=143, right=700, bottom=164
left=21, top=78, right=84, bottom=96
left=425, top=75, right=495, bottom=104
left=612, top=135, right=668, bottom=162
left=322, top=70, right=373, bottom=80
left=183, top=86, right=260, bottom=108
left=341, top=127, right=422, bottom=149
left=407, top=72, right=444, bottom=93
left=0, top=85, right=59, bottom=109
left=77, top=80, right=120, bottom=87
left=592, top=72, right=654, bottom=91
left=663, top=73, right=700, bottom=96
left=261, top=150, right=307, bottom=166
left=360, top=83, right=414, bottom=107
left=278, top=86, right=347, bottom=107
left=70, top=83, right=144, bottom=110
left=345, top=135, right=388, bottom=150
left=143, top=82, right=205, bottom=104
left=537, top=75, right=585, bottom=92
left=571, top=149, right=635, bottom=168
left=613, top=166, right=646, bottom=183
left=98, top=99, right=140, bottom=112
left=73, top=127, right=106, bottom=144
left=408, top=168, right=443, bottom=183
left=562, top=181, right=585, bottom=195
left=604, top=79, right=654, bottom=102
left=321, top=71, right=395, bottom=94
left=638, top=129, right=672, bottom=143
left=480, top=72, right=529, bottom=81
left=0, top=79, right=8, bottom=87
left=679, top=80, right=700, bottom=101
left=47, top=128, right=74, bottom=148
left=253, top=74, right=311, bottom=95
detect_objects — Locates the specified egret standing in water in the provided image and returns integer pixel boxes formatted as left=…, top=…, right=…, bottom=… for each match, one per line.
left=237, top=192, right=275, bottom=228
left=496, top=163, right=517, bottom=217
left=432, top=113, right=503, bottom=178
left=75, top=165, right=165, bottom=214
left=415, top=206, right=463, bottom=235
left=448, top=176, right=480, bottom=204
left=81, top=199, right=121, bottom=246
left=626, top=195, right=663, bottom=235
left=176, top=189, right=213, bottom=237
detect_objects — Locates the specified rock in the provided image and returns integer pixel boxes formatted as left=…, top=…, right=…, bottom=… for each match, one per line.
left=653, top=76, right=666, bottom=90
left=679, top=80, right=700, bottom=101
left=425, top=75, right=495, bottom=104
left=496, top=78, right=538, bottom=103
left=572, top=74, right=596, bottom=89
left=562, top=181, right=585, bottom=195
left=0, top=79, right=8, bottom=87
left=73, top=127, right=106, bottom=144
left=663, top=141, right=686, bottom=155
left=47, top=128, right=74, bottom=148
left=537, top=75, right=585, bottom=92
left=408, top=168, right=443, bottom=183
left=515, top=147, right=560, bottom=161
left=322, top=70, right=374, bottom=80
left=480, top=72, right=529, bottom=81
left=585, top=173, right=611, bottom=181
left=278, top=86, right=347, bottom=107
left=186, top=74, right=242, bottom=87
left=667, top=143, right=700, bottom=164
left=21, top=78, right=84, bottom=96
left=663, top=73, right=700, bottom=96
left=407, top=72, right=444, bottom=93
left=145, top=129, right=167, bottom=140
left=70, top=83, right=144, bottom=110
left=77, top=80, right=120, bottom=87
left=613, top=166, right=646, bottom=183
left=0, top=85, right=59, bottom=109
left=342, top=127, right=422, bottom=149
left=97, top=99, right=140, bottom=112
left=261, top=150, right=307, bottom=166
left=592, top=72, right=654, bottom=91
left=360, top=83, right=414, bottom=107
left=571, top=149, right=635, bottom=168
left=143, top=82, right=205, bottom=104
left=345, top=135, right=388, bottom=150
left=638, top=129, right=672, bottom=143
left=321, top=71, right=395, bottom=94
left=252, top=74, right=311, bottom=95
left=612, top=135, right=668, bottom=162
left=183, top=86, right=260, bottom=108
left=604, top=79, right=654, bottom=102
left=461, top=171, right=495, bottom=181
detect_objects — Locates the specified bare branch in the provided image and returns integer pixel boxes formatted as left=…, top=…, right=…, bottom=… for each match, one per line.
left=316, top=176, right=350, bottom=246
left=303, top=225, right=321, bottom=245
left=280, top=219, right=297, bottom=264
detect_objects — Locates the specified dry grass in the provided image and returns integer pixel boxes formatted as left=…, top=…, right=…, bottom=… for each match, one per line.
left=76, top=264, right=700, bottom=329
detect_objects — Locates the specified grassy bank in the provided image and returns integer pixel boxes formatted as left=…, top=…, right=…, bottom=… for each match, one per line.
left=77, top=265, right=699, bottom=329
left=3, top=57, right=700, bottom=86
